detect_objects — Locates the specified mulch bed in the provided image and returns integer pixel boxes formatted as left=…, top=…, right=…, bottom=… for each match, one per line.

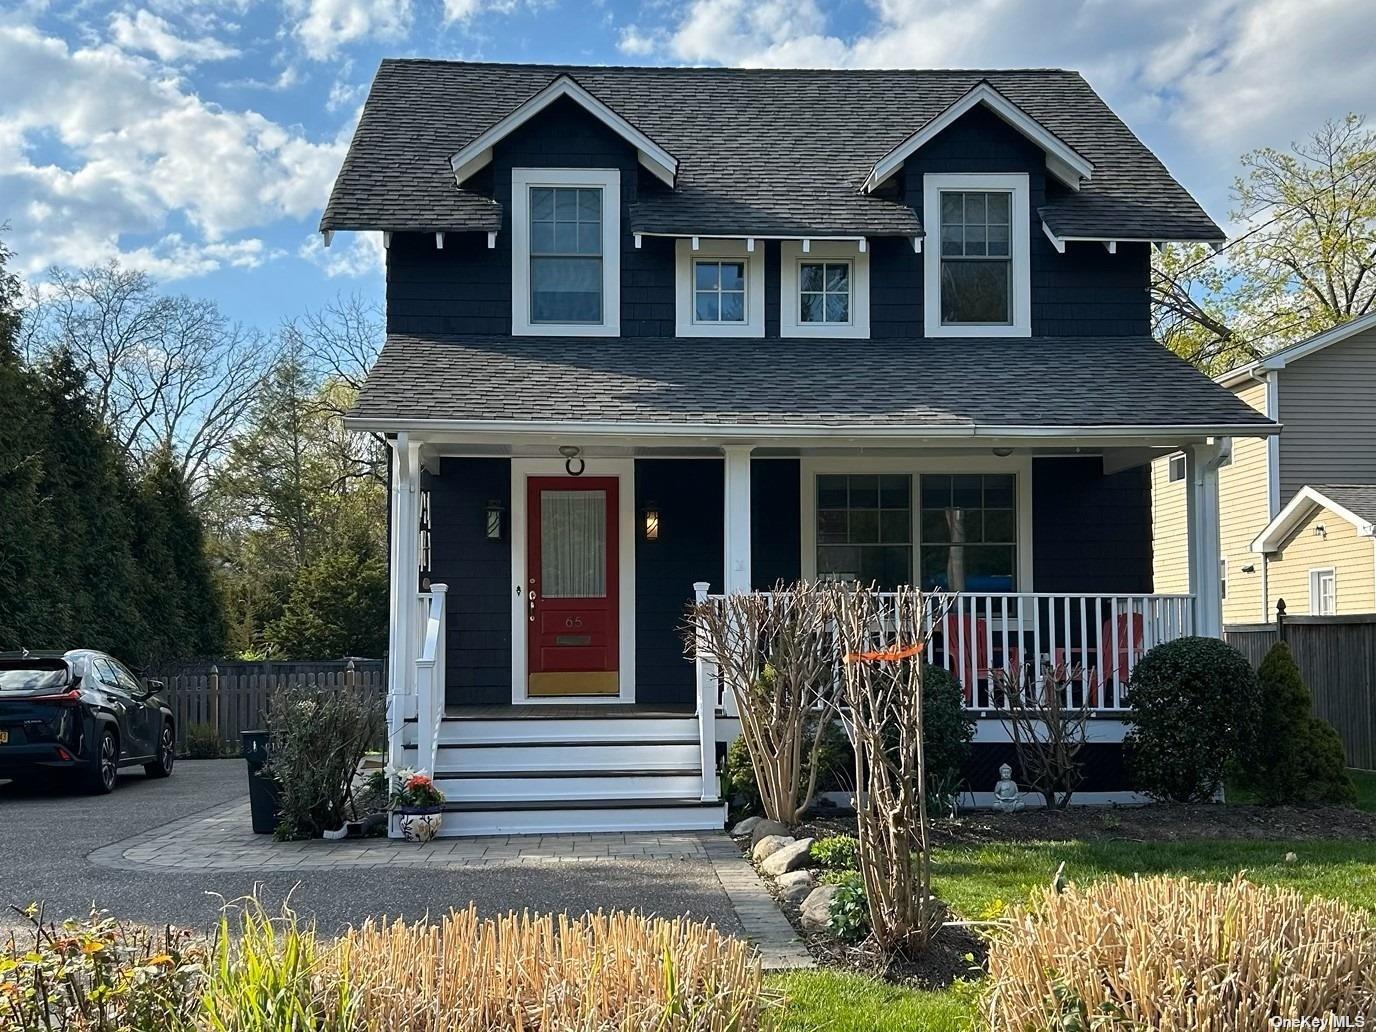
left=797, top=800, right=1376, bottom=845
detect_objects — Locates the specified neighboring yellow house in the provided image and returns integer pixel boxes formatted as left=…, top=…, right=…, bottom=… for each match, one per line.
left=1153, top=312, right=1376, bottom=623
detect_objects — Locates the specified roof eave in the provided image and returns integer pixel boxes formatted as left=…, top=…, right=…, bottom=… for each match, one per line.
left=863, top=81, right=1095, bottom=194
left=1252, top=484, right=1376, bottom=553
left=448, top=74, right=679, bottom=189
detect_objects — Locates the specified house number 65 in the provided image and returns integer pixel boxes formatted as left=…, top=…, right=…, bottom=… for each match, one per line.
left=564, top=616, right=584, bottom=629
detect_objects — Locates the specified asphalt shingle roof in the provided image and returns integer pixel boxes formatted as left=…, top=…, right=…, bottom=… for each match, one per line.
left=349, top=333, right=1274, bottom=432
left=1311, top=485, right=1376, bottom=525
left=322, top=61, right=1221, bottom=242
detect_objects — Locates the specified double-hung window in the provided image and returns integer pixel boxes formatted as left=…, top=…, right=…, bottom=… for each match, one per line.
left=923, top=173, right=1030, bottom=337
left=512, top=168, right=620, bottom=336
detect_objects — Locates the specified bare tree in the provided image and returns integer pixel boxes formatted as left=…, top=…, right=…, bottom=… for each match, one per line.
left=686, top=582, right=841, bottom=825
left=991, top=661, right=1090, bottom=809
left=832, top=585, right=948, bottom=957
left=28, top=261, right=273, bottom=492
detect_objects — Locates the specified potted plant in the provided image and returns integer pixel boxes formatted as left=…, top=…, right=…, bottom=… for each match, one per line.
left=390, top=768, right=446, bottom=842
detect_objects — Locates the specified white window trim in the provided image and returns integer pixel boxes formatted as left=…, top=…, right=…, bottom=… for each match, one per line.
left=1167, top=453, right=1186, bottom=483
left=674, top=239, right=765, bottom=338
left=511, top=167, right=621, bottom=337
left=923, top=172, right=1031, bottom=338
left=1309, top=567, right=1337, bottom=616
left=799, top=454, right=1034, bottom=589
left=780, top=240, right=871, bottom=339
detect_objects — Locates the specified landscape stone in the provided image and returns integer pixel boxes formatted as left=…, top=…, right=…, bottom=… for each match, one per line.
left=751, top=835, right=793, bottom=862
left=761, top=837, right=816, bottom=877
left=775, top=869, right=815, bottom=902
left=729, top=816, right=762, bottom=838
left=749, top=819, right=790, bottom=847
left=800, top=885, right=843, bottom=932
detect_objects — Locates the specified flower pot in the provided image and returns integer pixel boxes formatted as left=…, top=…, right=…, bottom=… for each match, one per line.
left=394, top=805, right=444, bottom=843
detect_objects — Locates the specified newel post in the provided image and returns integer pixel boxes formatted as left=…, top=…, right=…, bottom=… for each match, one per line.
left=692, top=581, right=718, bottom=803
left=1275, top=597, right=1288, bottom=643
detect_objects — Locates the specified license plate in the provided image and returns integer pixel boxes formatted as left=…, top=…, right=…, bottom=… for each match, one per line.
left=0, top=731, right=8, bottom=744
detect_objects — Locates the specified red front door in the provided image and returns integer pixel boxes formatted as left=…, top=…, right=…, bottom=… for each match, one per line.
left=526, top=477, right=619, bottom=696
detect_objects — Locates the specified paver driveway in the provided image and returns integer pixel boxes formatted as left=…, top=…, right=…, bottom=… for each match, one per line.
left=0, top=760, right=810, bottom=968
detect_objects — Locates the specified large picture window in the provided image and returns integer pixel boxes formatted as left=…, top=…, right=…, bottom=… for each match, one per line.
left=918, top=474, right=1017, bottom=592
left=815, top=474, right=912, bottom=588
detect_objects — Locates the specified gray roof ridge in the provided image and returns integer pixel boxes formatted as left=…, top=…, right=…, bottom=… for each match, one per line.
left=378, top=58, right=1078, bottom=75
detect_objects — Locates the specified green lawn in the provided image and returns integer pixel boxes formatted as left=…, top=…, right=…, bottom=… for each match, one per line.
left=766, top=971, right=972, bottom=1032
left=772, top=829, right=1376, bottom=1028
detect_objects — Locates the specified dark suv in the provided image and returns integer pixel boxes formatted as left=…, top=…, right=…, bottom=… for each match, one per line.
left=0, top=651, right=175, bottom=793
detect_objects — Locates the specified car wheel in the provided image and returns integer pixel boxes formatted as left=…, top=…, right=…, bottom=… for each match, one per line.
left=144, top=723, right=175, bottom=779
left=85, top=728, right=118, bottom=794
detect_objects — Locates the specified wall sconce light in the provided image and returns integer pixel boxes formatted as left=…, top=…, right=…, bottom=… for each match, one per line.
left=992, top=447, right=1014, bottom=457
left=642, top=501, right=660, bottom=542
left=1315, top=523, right=1327, bottom=539
left=485, top=498, right=506, bottom=541
left=1241, top=564, right=1256, bottom=574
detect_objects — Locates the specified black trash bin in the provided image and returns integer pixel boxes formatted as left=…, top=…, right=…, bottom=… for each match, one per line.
left=241, top=730, right=280, bottom=835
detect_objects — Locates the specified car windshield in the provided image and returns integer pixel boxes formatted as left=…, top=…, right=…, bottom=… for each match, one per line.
left=0, top=659, right=70, bottom=693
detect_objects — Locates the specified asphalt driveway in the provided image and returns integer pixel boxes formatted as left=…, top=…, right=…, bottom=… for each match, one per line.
left=0, top=761, right=744, bottom=938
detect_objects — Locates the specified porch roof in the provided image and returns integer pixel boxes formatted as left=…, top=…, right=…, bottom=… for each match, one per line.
left=350, top=333, right=1277, bottom=440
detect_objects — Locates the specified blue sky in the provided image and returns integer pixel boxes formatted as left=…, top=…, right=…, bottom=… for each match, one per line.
left=2, top=0, right=1372, bottom=329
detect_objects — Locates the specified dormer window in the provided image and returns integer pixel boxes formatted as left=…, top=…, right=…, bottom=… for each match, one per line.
left=780, top=240, right=870, bottom=339
left=923, top=173, right=1030, bottom=338
left=512, top=168, right=621, bottom=336
left=799, top=261, right=851, bottom=324
left=674, top=240, right=764, bottom=337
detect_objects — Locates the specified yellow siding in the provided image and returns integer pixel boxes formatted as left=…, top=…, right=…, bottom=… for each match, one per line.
left=1151, top=379, right=1272, bottom=624
left=1266, top=507, right=1376, bottom=615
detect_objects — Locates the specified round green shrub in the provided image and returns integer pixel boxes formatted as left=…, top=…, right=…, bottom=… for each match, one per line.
left=183, top=722, right=223, bottom=759
left=1124, top=636, right=1261, bottom=803
left=1253, top=642, right=1356, bottom=806
left=921, top=664, right=976, bottom=803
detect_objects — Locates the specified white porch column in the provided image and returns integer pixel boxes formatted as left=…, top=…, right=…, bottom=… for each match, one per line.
left=1185, top=439, right=1228, bottom=638
left=385, top=433, right=423, bottom=770
left=722, top=445, right=754, bottom=595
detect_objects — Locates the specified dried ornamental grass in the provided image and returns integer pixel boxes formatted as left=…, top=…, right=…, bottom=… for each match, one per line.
left=336, top=907, right=764, bottom=1031
left=985, top=873, right=1376, bottom=1031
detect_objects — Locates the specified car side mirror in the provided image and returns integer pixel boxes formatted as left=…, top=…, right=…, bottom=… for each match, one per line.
left=146, top=678, right=166, bottom=696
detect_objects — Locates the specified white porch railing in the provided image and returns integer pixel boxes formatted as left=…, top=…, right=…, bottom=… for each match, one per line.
left=690, top=589, right=1196, bottom=719
left=413, top=583, right=448, bottom=777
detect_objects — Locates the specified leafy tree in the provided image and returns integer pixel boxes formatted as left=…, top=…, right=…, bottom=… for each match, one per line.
left=264, top=531, right=388, bottom=659
left=1154, top=114, right=1376, bottom=372
left=1251, top=642, right=1356, bottom=806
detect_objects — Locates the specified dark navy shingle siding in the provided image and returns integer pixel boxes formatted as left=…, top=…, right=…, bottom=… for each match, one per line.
left=429, top=458, right=513, bottom=705
left=751, top=459, right=802, bottom=588
left=1032, top=457, right=1153, bottom=593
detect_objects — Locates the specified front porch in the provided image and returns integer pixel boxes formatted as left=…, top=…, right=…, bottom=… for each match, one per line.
left=384, top=437, right=1227, bottom=835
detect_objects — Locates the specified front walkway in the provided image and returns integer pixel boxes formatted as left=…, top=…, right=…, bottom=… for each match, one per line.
left=85, top=786, right=812, bottom=969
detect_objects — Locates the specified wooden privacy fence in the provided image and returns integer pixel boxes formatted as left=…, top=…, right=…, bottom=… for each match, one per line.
left=1226, top=606, right=1376, bottom=771
left=144, top=659, right=386, bottom=750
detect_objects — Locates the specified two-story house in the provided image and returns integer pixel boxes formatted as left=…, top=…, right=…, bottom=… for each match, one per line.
left=1154, top=312, right=1376, bottom=623
left=322, top=60, right=1276, bottom=835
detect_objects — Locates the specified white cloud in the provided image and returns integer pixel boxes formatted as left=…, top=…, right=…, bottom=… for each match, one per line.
left=632, top=0, right=1376, bottom=221
left=109, top=8, right=240, bottom=63
left=0, top=23, right=347, bottom=279
left=299, top=230, right=385, bottom=278
left=285, top=0, right=412, bottom=61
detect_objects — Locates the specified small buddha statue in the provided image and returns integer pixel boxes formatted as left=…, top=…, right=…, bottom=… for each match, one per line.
left=993, top=763, right=1022, bottom=812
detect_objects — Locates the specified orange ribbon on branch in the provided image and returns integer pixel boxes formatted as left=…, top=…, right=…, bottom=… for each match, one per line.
left=842, top=641, right=925, bottom=664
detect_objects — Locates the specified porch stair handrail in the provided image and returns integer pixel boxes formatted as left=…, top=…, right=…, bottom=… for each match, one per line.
left=415, top=583, right=448, bottom=779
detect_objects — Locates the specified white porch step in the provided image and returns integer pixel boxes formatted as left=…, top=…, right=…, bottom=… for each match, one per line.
left=436, top=769, right=704, bottom=802
left=405, top=740, right=700, bottom=772
left=428, top=799, right=727, bottom=837
left=427, top=716, right=699, bottom=745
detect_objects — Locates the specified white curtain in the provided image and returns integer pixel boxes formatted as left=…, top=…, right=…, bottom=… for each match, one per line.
left=541, top=490, right=606, bottom=598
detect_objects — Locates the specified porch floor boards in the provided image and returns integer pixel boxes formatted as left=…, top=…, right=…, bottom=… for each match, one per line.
left=442, top=703, right=695, bottom=719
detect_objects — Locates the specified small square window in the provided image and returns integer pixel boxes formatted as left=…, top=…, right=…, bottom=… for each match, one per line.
left=799, top=261, right=851, bottom=324
left=693, top=260, right=747, bottom=324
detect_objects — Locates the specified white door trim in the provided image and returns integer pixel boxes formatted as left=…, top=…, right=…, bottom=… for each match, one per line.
left=510, top=457, right=636, bottom=704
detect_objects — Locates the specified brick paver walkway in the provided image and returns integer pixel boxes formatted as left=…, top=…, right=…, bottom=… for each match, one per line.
left=88, top=796, right=814, bottom=968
